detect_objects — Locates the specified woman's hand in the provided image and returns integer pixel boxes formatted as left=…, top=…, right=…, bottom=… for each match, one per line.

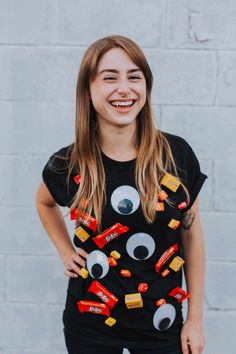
left=181, top=318, right=205, bottom=354
left=63, top=248, right=88, bottom=278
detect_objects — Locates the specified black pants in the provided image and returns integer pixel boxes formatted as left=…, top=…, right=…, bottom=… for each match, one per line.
left=64, top=330, right=183, bottom=354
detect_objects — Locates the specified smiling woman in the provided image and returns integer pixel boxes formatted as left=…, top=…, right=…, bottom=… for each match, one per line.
left=35, top=35, right=207, bottom=354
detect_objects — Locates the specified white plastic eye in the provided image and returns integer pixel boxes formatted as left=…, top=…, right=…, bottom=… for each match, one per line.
left=111, top=185, right=140, bottom=215
left=126, top=232, right=156, bottom=260
left=153, top=304, right=176, bottom=331
left=86, top=250, right=109, bottom=279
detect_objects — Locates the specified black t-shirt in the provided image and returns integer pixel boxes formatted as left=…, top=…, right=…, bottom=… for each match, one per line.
left=42, top=132, right=207, bottom=350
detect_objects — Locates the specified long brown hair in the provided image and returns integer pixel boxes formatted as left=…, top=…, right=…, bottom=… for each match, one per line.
left=63, top=35, right=189, bottom=232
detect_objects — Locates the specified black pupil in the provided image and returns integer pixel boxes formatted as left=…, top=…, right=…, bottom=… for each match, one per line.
left=118, top=199, right=133, bottom=214
left=133, top=245, right=149, bottom=260
left=91, top=264, right=103, bottom=278
left=159, top=318, right=171, bottom=331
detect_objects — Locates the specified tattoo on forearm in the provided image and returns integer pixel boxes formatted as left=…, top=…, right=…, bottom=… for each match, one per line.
left=181, top=209, right=195, bottom=230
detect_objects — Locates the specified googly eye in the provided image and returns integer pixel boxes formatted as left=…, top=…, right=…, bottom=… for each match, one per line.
left=126, top=233, right=156, bottom=260
left=111, top=185, right=140, bottom=215
left=153, top=304, right=176, bottom=331
left=86, top=250, right=109, bottom=279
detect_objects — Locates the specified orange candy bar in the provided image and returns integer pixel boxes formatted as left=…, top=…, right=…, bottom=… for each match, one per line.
left=70, top=209, right=97, bottom=232
left=120, top=270, right=131, bottom=277
left=93, top=223, right=129, bottom=249
left=77, top=300, right=110, bottom=316
left=168, top=287, right=190, bottom=303
left=157, top=190, right=168, bottom=201
left=155, top=243, right=178, bottom=273
left=156, top=202, right=165, bottom=211
left=88, top=281, right=118, bottom=309
left=108, top=257, right=117, bottom=267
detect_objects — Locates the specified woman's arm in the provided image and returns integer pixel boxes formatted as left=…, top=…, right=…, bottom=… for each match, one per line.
left=35, top=181, right=88, bottom=278
left=180, top=197, right=205, bottom=354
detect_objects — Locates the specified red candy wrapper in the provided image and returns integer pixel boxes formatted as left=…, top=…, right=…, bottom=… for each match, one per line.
left=93, top=223, right=129, bottom=249
left=155, top=243, right=178, bottom=273
left=73, top=174, right=81, bottom=184
left=77, top=300, right=110, bottom=316
left=168, top=287, right=190, bottom=303
left=70, top=209, right=97, bottom=232
left=88, top=281, right=118, bottom=309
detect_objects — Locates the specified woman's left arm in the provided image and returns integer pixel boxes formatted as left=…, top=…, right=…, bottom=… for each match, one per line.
left=180, top=197, right=205, bottom=354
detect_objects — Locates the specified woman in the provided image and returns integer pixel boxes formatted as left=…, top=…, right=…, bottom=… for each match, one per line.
left=36, top=35, right=207, bottom=354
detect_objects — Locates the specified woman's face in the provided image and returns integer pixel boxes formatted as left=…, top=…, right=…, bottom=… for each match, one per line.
left=90, top=47, right=147, bottom=128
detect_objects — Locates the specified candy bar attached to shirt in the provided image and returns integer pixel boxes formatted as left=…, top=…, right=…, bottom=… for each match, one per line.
left=70, top=209, right=97, bottom=232
left=77, top=300, right=110, bottom=316
left=155, top=243, right=178, bottom=273
left=93, top=223, right=129, bottom=249
left=88, top=281, right=118, bottom=309
left=168, top=287, right=190, bottom=303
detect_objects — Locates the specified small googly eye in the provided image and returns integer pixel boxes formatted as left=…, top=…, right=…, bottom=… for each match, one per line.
left=153, top=304, right=176, bottom=331
left=126, top=233, right=156, bottom=260
left=111, top=185, right=140, bottom=215
left=86, top=250, right=109, bottom=279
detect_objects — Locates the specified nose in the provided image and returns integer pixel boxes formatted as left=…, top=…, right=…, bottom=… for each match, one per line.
left=116, top=78, right=131, bottom=95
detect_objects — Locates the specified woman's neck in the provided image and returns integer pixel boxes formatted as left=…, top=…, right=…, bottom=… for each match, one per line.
left=98, top=121, right=138, bottom=160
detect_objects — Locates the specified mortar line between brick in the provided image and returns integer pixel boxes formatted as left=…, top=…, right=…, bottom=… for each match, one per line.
left=212, top=51, right=220, bottom=106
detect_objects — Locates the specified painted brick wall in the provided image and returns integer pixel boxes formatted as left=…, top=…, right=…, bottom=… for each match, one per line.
left=1, top=1, right=235, bottom=353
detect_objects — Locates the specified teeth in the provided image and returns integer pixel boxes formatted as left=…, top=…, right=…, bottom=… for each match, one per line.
left=110, top=100, right=134, bottom=107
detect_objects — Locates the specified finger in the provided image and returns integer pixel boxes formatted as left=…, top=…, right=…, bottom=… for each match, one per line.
left=64, top=269, right=78, bottom=278
left=77, top=247, right=88, bottom=259
left=72, top=254, right=86, bottom=268
left=67, top=261, right=82, bottom=275
left=181, top=338, right=190, bottom=354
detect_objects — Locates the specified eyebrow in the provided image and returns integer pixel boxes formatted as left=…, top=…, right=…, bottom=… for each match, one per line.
left=99, top=68, right=143, bottom=75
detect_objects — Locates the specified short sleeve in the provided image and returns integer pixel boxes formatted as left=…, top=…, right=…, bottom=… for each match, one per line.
left=182, top=141, right=208, bottom=210
left=42, top=145, right=76, bottom=207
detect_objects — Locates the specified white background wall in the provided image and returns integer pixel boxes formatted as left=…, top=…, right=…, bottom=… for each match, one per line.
left=0, top=1, right=235, bottom=353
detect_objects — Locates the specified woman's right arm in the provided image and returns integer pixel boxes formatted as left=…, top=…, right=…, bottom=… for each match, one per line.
left=35, top=180, right=88, bottom=278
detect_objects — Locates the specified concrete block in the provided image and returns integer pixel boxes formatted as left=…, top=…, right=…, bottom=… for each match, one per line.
left=215, top=161, right=236, bottom=211
left=161, top=107, right=236, bottom=160
left=56, top=0, right=165, bottom=47
left=201, top=212, right=236, bottom=261
left=205, top=261, right=236, bottom=310
left=6, top=256, right=67, bottom=303
left=197, top=159, right=213, bottom=212
left=204, top=310, right=236, bottom=354
left=216, top=52, right=236, bottom=106
left=0, top=256, right=5, bottom=300
left=0, top=206, right=74, bottom=255
left=143, top=49, right=217, bottom=105
left=0, top=102, right=74, bottom=155
left=167, top=0, right=236, bottom=49
left=0, top=155, right=47, bottom=206
left=0, top=304, right=66, bottom=349
left=0, top=0, right=55, bottom=44
left=0, top=47, right=84, bottom=102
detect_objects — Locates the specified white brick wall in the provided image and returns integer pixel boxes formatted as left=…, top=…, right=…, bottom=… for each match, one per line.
left=0, top=1, right=235, bottom=353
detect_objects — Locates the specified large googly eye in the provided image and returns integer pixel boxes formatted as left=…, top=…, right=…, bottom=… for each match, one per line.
left=126, top=233, right=156, bottom=260
left=111, top=185, right=140, bottom=215
left=86, top=250, right=109, bottom=279
left=153, top=304, right=176, bottom=331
